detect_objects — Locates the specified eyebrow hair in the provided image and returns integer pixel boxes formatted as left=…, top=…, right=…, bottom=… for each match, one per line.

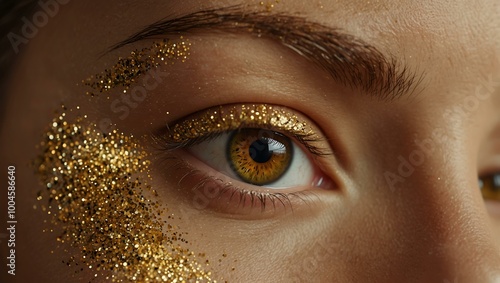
left=112, top=5, right=423, bottom=101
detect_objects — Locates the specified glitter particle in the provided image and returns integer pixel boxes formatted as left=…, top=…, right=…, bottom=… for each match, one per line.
left=34, top=107, right=213, bottom=282
left=83, top=38, right=191, bottom=96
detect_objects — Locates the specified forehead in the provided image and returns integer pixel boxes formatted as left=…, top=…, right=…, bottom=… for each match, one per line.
left=54, top=1, right=500, bottom=65
left=55, top=1, right=498, bottom=88
left=8, top=0, right=500, bottom=108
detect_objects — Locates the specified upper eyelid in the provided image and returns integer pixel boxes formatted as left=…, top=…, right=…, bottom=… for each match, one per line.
left=164, top=157, right=320, bottom=215
left=164, top=104, right=314, bottom=143
left=152, top=104, right=332, bottom=157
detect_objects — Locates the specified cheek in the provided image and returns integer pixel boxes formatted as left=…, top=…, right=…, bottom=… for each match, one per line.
left=30, top=111, right=215, bottom=282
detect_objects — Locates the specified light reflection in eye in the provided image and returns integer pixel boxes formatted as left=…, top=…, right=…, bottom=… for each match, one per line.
left=189, top=128, right=316, bottom=188
left=479, top=173, right=500, bottom=201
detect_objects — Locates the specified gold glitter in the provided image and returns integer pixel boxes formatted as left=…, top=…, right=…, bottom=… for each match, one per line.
left=480, top=174, right=500, bottom=201
left=258, top=0, right=280, bottom=12
left=83, top=38, right=191, bottom=96
left=167, top=104, right=314, bottom=145
left=34, top=107, right=213, bottom=282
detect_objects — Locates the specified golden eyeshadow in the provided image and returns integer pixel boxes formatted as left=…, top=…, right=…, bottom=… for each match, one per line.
left=34, top=108, right=213, bottom=282
left=83, top=38, right=190, bottom=96
left=167, top=104, right=315, bottom=145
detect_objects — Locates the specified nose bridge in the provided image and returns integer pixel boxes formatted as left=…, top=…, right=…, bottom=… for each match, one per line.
left=402, top=161, right=500, bottom=281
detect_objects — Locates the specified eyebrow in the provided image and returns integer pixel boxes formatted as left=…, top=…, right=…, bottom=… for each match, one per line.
left=112, top=5, right=423, bottom=101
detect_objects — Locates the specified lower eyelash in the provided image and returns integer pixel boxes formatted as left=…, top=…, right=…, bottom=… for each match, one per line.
left=154, top=152, right=317, bottom=215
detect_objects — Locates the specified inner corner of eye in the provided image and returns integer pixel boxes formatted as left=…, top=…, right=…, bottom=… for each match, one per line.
left=186, top=128, right=323, bottom=189
left=479, top=173, right=500, bottom=202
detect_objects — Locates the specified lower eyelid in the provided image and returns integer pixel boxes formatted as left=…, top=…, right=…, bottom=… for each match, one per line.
left=158, top=151, right=324, bottom=218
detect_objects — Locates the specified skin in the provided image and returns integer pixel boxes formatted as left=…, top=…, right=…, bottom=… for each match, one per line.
left=1, top=0, right=500, bottom=282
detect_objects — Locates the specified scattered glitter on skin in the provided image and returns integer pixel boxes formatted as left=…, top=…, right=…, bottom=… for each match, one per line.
left=83, top=38, right=190, bottom=96
left=258, top=0, right=281, bottom=12
left=167, top=104, right=314, bottom=145
left=34, top=107, right=213, bottom=282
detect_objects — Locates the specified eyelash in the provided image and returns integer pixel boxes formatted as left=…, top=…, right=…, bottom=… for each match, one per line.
left=167, top=160, right=319, bottom=213
left=151, top=123, right=329, bottom=214
left=161, top=123, right=330, bottom=156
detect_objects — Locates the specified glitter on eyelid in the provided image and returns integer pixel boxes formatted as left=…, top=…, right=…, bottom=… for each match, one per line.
left=34, top=108, right=213, bottom=282
left=83, top=38, right=190, bottom=96
left=167, top=104, right=314, bottom=144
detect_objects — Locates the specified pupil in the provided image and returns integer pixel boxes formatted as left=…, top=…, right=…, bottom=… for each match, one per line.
left=249, top=138, right=273, bottom=163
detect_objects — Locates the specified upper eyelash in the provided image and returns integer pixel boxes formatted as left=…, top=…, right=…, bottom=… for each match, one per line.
left=153, top=123, right=331, bottom=157
left=151, top=129, right=324, bottom=213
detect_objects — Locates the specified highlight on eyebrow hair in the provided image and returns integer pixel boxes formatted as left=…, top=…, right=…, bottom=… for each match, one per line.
left=112, top=5, right=423, bottom=101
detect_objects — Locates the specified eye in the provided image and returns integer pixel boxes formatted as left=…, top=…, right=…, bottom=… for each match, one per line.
left=479, top=173, right=500, bottom=201
left=157, top=104, right=334, bottom=213
left=189, top=128, right=316, bottom=188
